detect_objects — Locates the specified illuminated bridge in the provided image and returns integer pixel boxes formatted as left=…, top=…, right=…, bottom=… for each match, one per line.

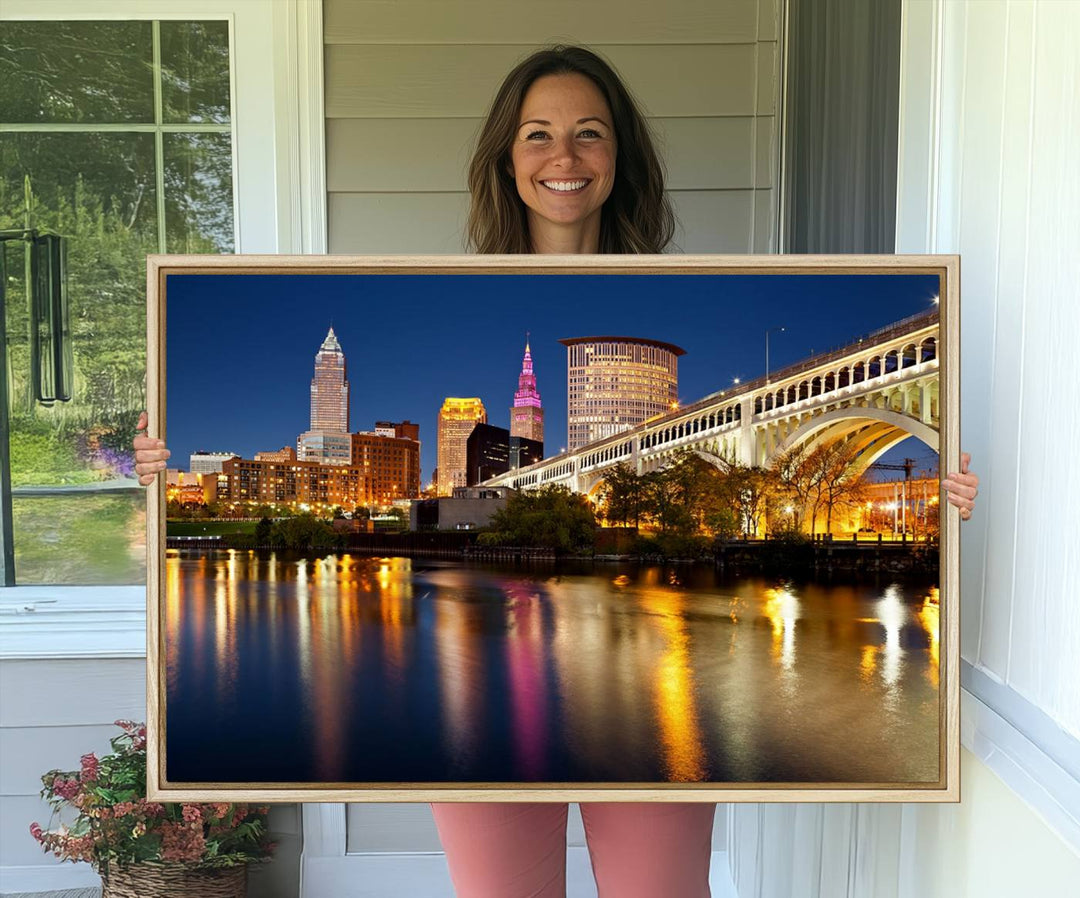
left=484, top=311, right=940, bottom=497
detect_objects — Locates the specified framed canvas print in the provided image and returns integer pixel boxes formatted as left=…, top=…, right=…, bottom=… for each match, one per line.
left=146, top=254, right=959, bottom=803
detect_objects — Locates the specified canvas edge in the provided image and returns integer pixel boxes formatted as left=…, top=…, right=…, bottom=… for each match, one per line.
left=146, top=255, right=165, bottom=799
left=144, top=252, right=959, bottom=803
left=943, top=252, right=961, bottom=802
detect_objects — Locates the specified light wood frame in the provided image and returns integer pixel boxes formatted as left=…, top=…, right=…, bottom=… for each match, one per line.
left=146, top=253, right=960, bottom=803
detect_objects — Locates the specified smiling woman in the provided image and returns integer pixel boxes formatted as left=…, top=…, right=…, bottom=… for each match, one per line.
left=509, top=73, right=617, bottom=252
left=466, top=45, right=674, bottom=255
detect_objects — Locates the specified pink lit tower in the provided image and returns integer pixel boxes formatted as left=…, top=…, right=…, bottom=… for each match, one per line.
left=510, top=335, right=544, bottom=444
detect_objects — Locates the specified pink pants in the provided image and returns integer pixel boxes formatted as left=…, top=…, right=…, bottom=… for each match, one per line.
left=431, top=802, right=716, bottom=898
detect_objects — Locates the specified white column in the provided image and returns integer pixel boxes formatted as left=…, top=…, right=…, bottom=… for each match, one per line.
left=737, top=398, right=755, bottom=465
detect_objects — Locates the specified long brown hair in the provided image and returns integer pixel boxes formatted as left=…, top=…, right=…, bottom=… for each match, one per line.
left=466, top=46, right=675, bottom=254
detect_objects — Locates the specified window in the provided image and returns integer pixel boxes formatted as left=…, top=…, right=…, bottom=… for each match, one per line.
left=0, top=19, right=234, bottom=584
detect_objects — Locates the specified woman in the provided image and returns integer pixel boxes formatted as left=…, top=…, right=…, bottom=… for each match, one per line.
left=135, top=46, right=979, bottom=898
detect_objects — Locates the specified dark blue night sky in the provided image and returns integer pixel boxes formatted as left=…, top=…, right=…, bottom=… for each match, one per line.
left=166, top=272, right=941, bottom=483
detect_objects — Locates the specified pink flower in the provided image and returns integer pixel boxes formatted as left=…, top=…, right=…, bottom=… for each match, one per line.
left=136, top=799, right=165, bottom=817
left=112, top=801, right=136, bottom=818
left=160, top=821, right=206, bottom=863
left=52, top=777, right=80, bottom=801
left=64, top=834, right=95, bottom=863
left=29, top=822, right=43, bottom=842
left=80, top=753, right=99, bottom=782
left=181, top=805, right=202, bottom=824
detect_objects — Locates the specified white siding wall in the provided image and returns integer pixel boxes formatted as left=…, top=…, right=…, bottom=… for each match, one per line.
left=928, top=0, right=1080, bottom=739
left=0, top=660, right=145, bottom=881
left=729, top=1, right=1080, bottom=894
left=324, top=0, right=781, bottom=254
left=728, top=747, right=1080, bottom=898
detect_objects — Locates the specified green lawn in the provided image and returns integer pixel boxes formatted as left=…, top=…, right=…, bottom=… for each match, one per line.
left=13, top=493, right=145, bottom=585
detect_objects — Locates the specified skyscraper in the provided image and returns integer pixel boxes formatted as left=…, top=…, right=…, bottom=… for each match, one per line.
left=510, top=435, right=544, bottom=470
left=298, top=327, right=351, bottom=464
left=559, top=336, right=685, bottom=450
left=466, top=423, right=510, bottom=486
left=510, top=338, right=544, bottom=444
left=437, top=398, right=486, bottom=496
left=310, top=327, right=349, bottom=431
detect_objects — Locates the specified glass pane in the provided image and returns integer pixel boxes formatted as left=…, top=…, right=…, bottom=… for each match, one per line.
left=160, top=20, right=232, bottom=124
left=1, top=133, right=157, bottom=428
left=13, top=493, right=145, bottom=585
left=0, top=21, right=154, bottom=124
left=164, top=133, right=235, bottom=252
left=1, top=132, right=156, bottom=584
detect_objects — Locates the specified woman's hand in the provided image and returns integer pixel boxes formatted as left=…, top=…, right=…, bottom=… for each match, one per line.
left=941, top=452, right=979, bottom=521
left=133, top=411, right=170, bottom=486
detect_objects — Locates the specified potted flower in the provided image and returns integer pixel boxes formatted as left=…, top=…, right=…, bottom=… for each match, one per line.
left=31, top=720, right=274, bottom=897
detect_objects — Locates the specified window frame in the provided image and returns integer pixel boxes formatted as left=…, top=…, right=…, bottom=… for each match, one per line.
left=0, top=0, right=326, bottom=655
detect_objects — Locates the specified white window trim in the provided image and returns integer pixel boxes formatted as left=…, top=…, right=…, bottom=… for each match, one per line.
left=0, top=0, right=326, bottom=660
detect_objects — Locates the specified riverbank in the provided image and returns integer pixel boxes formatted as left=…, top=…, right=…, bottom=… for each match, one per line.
left=165, top=529, right=938, bottom=575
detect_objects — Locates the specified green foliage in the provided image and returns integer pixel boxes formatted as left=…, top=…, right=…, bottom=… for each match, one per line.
left=599, top=447, right=876, bottom=540
left=599, top=450, right=762, bottom=538
left=8, top=427, right=93, bottom=485
left=13, top=493, right=144, bottom=585
left=2, top=166, right=154, bottom=427
left=598, top=462, right=648, bottom=527
left=630, top=532, right=712, bottom=561
left=766, top=526, right=811, bottom=546
left=165, top=499, right=228, bottom=521
left=481, top=485, right=596, bottom=553
left=223, top=514, right=341, bottom=550
left=1, top=23, right=234, bottom=504
left=712, top=459, right=773, bottom=537
left=704, top=506, right=740, bottom=539
left=254, top=517, right=272, bottom=544
left=270, top=514, right=343, bottom=550
left=771, top=441, right=865, bottom=535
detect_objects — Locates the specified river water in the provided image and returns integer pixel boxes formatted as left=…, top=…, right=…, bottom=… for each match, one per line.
left=164, top=550, right=940, bottom=785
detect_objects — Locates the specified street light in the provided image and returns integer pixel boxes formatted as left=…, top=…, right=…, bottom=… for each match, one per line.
left=765, top=326, right=786, bottom=384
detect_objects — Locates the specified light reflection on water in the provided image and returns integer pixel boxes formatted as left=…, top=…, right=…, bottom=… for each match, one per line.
left=165, top=551, right=940, bottom=785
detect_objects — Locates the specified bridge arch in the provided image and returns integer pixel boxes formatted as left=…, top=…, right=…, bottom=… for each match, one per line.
left=772, top=406, right=938, bottom=465
left=584, top=475, right=606, bottom=499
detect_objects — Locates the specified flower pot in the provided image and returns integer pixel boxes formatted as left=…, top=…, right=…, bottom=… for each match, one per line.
left=101, top=862, right=247, bottom=898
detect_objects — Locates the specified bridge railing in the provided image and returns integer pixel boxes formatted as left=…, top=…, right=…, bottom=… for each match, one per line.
left=687, top=309, right=940, bottom=412
left=487, top=310, right=941, bottom=484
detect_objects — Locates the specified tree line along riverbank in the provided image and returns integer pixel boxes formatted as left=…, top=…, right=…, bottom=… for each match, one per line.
left=166, top=452, right=939, bottom=573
